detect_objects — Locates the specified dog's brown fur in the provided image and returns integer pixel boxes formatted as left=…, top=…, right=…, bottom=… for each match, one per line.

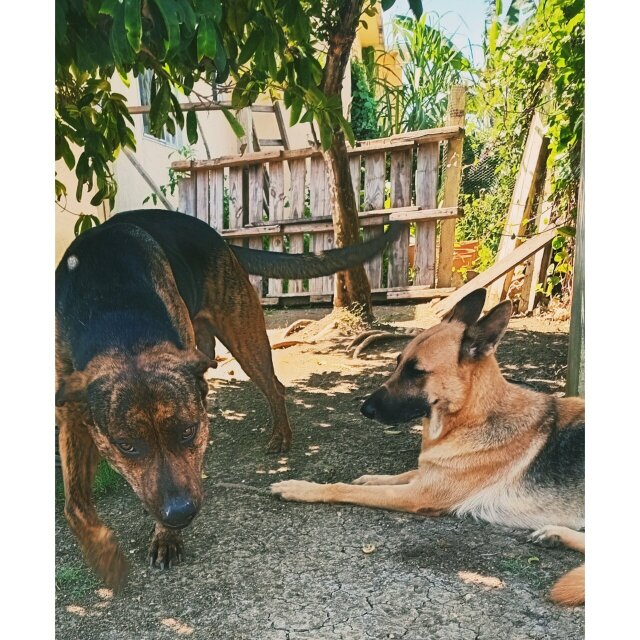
left=272, top=289, right=584, bottom=606
left=56, top=210, right=398, bottom=589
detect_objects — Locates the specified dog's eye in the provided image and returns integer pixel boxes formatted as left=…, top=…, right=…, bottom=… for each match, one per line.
left=116, top=441, right=137, bottom=455
left=181, top=425, right=198, bottom=443
left=405, top=360, right=430, bottom=378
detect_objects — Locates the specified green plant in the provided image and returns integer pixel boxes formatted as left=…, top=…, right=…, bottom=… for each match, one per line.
left=350, top=59, right=379, bottom=140
left=55, top=565, right=100, bottom=599
left=143, top=145, right=195, bottom=207
left=370, top=13, right=474, bottom=136
left=471, top=0, right=584, bottom=298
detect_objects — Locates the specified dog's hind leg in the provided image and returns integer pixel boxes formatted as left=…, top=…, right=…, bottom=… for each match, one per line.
left=528, top=525, right=585, bottom=606
left=204, top=286, right=292, bottom=453
left=57, top=405, right=128, bottom=590
left=528, top=525, right=584, bottom=553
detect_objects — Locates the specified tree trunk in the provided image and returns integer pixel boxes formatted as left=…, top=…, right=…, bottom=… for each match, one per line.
left=321, top=0, right=374, bottom=320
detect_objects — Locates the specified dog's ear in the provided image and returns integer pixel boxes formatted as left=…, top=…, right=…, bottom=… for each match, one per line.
left=460, top=300, right=512, bottom=360
left=442, top=289, right=487, bottom=326
left=184, top=349, right=217, bottom=378
left=184, top=350, right=216, bottom=403
left=55, top=371, right=90, bottom=407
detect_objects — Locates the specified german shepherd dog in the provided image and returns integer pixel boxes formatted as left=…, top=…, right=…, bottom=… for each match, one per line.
left=272, top=289, right=585, bottom=605
left=55, top=209, right=399, bottom=589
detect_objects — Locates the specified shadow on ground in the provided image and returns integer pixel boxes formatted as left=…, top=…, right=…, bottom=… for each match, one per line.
left=55, top=318, right=583, bottom=639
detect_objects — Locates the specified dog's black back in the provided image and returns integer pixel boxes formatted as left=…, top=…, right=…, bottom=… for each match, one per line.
left=56, top=222, right=186, bottom=370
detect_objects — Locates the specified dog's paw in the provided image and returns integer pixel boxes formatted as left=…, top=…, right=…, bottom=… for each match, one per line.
left=148, top=525, right=184, bottom=569
left=85, top=527, right=129, bottom=593
left=271, top=480, right=327, bottom=503
left=266, top=430, right=292, bottom=454
left=528, top=525, right=568, bottom=547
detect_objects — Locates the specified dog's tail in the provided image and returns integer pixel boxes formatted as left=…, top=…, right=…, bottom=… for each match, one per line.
left=550, top=564, right=585, bottom=606
left=229, top=223, right=403, bottom=279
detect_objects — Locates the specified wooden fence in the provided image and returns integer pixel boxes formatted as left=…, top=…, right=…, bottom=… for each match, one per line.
left=172, top=89, right=466, bottom=305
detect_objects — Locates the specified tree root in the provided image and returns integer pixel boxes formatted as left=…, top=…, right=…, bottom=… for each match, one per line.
left=282, top=318, right=315, bottom=337
left=347, top=327, right=422, bottom=358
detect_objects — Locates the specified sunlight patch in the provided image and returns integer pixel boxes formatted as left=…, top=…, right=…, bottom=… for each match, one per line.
left=458, top=571, right=505, bottom=589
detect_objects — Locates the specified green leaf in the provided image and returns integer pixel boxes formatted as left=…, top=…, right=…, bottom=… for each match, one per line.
left=408, top=0, right=423, bottom=19
left=221, top=108, right=245, bottom=138
left=186, top=110, right=198, bottom=144
left=318, top=117, right=333, bottom=151
left=124, top=0, right=142, bottom=53
left=381, top=0, right=396, bottom=10
left=557, top=225, right=576, bottom=237
left=289, top=95, right=303, bottom=127
left=238, top=29, right=262, bottom=66
left=197, top=16, right=217, bottom=61
left=153, top=0, right=180, bottom=52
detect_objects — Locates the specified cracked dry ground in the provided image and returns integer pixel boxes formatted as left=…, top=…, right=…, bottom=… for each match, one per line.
left=55, top=303, right=585, bottom=640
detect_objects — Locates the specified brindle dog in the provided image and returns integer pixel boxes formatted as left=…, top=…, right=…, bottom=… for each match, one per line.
left=56, top=209, right=400, bottom=589
left=272, top=289, right=585, bottom=606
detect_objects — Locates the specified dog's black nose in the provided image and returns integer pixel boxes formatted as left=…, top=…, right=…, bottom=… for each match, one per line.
left=161, top=497, right=198, bottom=528
left=361, top=397, right=377, bottom=420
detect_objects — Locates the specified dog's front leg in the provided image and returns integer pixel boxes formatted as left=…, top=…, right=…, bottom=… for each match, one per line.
left=271, top=479, right=437, bottom=514
left=352, top=469, right=420, bottom=486
left=148, top=524, right=184, bottom=569
left=58, top=406, right=128, bottom=591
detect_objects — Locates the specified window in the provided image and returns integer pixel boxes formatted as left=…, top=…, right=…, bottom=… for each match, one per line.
left=138, top=70, right=182, bottom=147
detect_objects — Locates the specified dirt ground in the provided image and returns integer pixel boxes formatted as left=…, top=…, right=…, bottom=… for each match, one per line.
left=55, top=302, right=584, bottom=640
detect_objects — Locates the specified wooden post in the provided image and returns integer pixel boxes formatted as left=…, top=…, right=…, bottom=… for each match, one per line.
left=248, top=164, right=264, bottom=295
left=268, top=161, right=285, bottom=297
left=388, top=150, right=411, bottom=287
left=437, top=85, right=466, bottom=288
left=414, top=143, right=439, bottom=286
left=566, top=136, right=585, bottom=397
left=209, top=168, right=225, bottom=231
left=195, top=170, right=209, bottom=224
left=227, top=166, right=244, bottom=247
left=487, top=113, right=547, bottom=307
left=178, top=171, right=196, bottom=214
left=287, top=159, right=306, bottom=294
left=309, top=156, right=330, bottom=294
left=520, top=171, right=554, bottom=313
left=363, top=152, right=385, bottom=288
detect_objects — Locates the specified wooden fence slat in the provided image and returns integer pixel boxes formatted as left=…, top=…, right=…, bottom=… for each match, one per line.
left=309, top=157, right=331, bottom=293
left=248, top=164, right=264, bottom=295
left=196, top=170, right=209, bottom=224
left=227, top=166, right=244, bottom=246
left=178, top=174, right=196, bottom=214
left=209, top=168, right=225, bottom=231
left=414, top=143, right=439, bottom=286
left=487, top=112, right=547, bottom=307
left=219, top=207, right=460, bottom=238
left=350, top=155, right=361, bottom=211
left=388, top=150, right=411, bottom=287
left=437, top=85, right=466, bottom=287
left=363, top=152, right=385, bottom=288
left=268, top=161, right=285, bottom=296
left=434, top=227, right=556, bottom=316
left=521, top=171, right=553, bottom=312
left=287, top=158, right=306, bottom=294
left=170, top=126, right=463, bottom=171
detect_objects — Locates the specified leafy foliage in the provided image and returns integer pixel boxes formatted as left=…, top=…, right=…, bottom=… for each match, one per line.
left=459, top=0, right=584, bottom=298
left=350, top=59, right=380, bottom=141
left=368, top=14, right=473, bottom=136
left=56, top=1, right=422, bottom=212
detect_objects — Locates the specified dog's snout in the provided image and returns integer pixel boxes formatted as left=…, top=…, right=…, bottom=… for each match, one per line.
left=161, top=496, right=198, bottom=528
left=360, top=396, right=377, bottom=420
